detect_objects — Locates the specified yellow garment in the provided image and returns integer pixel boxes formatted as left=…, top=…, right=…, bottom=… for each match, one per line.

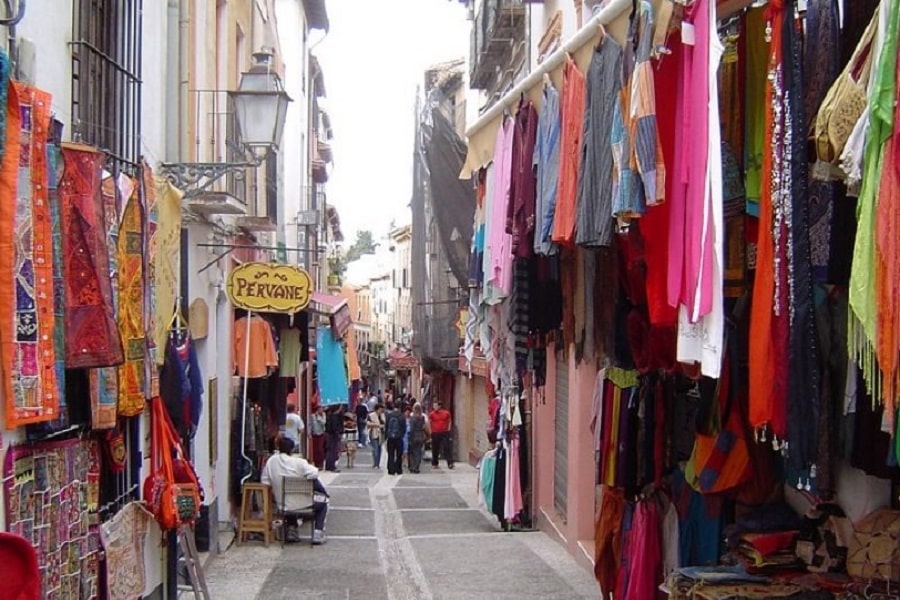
left=152, top=178, right=182, bottom=365
left=117, top=180, right=146, bottom=416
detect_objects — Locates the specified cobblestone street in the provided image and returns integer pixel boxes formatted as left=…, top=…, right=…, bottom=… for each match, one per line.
left=203, top=463, right=598, bottom=600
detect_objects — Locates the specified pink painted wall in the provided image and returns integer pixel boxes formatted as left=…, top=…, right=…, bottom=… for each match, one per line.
left=532, top=341, right=599, bottom=566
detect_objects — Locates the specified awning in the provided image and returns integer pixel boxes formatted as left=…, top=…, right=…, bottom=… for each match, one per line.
left=388, top=348, right=419, bottom=370
left=310, top=291, right=352, bottom=340
left=302, top=0, right=329, bottom=32
left=310, top=291, right=347, bottom=314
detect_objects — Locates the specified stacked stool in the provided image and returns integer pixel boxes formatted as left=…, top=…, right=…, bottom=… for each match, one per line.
left=237, top=483, right=272, bottom=546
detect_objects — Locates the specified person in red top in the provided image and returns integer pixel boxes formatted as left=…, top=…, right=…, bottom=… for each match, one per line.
left=428, top=400, right=454, bottom=469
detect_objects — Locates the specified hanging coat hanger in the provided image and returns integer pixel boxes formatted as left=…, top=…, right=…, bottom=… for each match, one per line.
left=167, top=297, right=188, bottom=333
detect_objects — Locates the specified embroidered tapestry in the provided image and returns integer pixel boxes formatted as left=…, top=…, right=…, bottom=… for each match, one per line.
left=48, top=139, right=69, bottom=427
left=0, top=50, right=16, bottom=427
left=117, top=178, right=146, bottom=416
left=142, top=162, right=160, bottom=397
left=91, top=172, right=123, bottom=429
left=151, top=177, right=182, bottom=365
left=60, top=144, right=124, bottom=369
left=0, top=80, right=59, bottom=428
left=3, top=438, right=101, bottom=599
left=100, top=502, right=150, bottom=600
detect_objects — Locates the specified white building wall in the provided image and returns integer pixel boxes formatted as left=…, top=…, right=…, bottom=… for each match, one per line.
left=275, top=0, right=312, bottom=261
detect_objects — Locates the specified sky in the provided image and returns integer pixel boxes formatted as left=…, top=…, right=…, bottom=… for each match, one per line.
left=315, top=0, right=471, bottom=244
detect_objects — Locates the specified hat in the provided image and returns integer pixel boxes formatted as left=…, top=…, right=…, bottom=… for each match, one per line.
left=0, top=532, right=40, bottom=599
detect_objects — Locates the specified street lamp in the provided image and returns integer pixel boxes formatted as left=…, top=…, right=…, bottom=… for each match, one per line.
left=159, top=50, right=293, bottom=197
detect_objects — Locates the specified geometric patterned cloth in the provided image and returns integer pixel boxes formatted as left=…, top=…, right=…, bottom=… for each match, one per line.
left=117, top=176, right=146, bottom=416
left=0, top=79, right=59, bottom=428
left=100, top=502, right=150, bottom=600
left=2, top=438, right=101, bottom=599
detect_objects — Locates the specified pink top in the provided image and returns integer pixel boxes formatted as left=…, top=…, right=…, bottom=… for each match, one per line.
left=487, top=117, right=515, bottom=297
left=667, top=0, right=714, bottom=321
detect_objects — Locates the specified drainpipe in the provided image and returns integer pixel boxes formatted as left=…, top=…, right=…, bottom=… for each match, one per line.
left=165, top=0, right=179, bottom=161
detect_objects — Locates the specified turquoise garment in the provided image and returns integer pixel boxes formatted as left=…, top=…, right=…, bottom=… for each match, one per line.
left=480, top=452, right=497, bottom=513
left=316, top=326, right=348, bottom=406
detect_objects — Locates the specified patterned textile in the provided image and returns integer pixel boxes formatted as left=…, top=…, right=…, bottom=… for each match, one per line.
left=0, top=58, right=16, bottom=429
left=100, top=502, right=150, bottom=600
left=151, top=177, right=182, bottom=365
left=60, top=144, right=124, bottom=369
left=1, top=81, right=59, bottom=427
left=118, top=178, right=146, bottom=416
left=91, top=172, right=123, bottom=429
left=47, top=134, right=69, bottom=429
left=142, top=162, right=160, bottom=396
left=2, top=438, right=101, bottom=599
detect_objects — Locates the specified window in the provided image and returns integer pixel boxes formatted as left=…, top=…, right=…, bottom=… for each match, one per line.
left=71, top=0, right=142, bottom=175
left=71, top=0, right=143, bottom=519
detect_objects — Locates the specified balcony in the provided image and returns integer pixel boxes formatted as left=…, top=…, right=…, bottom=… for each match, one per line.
left=469, top=0, right=527, bottom=90
left=181, top=91, right=256, bottom=217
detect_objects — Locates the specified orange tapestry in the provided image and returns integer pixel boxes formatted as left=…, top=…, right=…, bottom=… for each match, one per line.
left=117, top=179, right=146, bottom=416
left=1, top=81, right=59, bottom=427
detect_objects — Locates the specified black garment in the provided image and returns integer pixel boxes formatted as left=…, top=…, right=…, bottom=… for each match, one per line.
left=431, top=431, right=453, bottom=468
left=325, top=432, right=342, bottom=471
left=784, top=1, right=822, bottom=472
left=386, top=438, right=404, bottom=475
left=384, top=409, right=405, bottom=440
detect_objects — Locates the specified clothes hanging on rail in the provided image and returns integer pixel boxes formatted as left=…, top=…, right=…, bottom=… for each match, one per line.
left=159, top=331, right=204, bottom=444
left=233, top=314, right=278, bottom=378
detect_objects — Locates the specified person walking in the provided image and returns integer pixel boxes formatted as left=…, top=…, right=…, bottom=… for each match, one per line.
left=355, top=398, right=369, bottom=448
left=384, top=403, right=406, bottom=475
left=309, top=403, right=326, bottom=469
left=324, top=405, right=344, bottom=472
left=366, top=404, right=385, bottom=469
left=428, top=400, right=454, bottom=469
left=407, top=403, right=429, bottom=473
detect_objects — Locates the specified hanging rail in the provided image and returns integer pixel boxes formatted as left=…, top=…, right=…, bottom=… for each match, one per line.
left=464, top=0, right=631, bottom=140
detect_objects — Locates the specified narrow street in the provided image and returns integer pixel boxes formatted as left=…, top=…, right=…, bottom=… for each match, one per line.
left=204, top=462, right=598, bottom=599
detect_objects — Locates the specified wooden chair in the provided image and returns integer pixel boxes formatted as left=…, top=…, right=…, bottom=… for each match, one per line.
left=277, top=477, right=316, bottom=548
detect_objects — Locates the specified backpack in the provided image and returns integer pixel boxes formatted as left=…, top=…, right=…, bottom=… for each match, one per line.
left=385, top=411, right=404, bottom=440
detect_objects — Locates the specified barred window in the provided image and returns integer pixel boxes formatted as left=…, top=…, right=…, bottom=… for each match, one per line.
left=71, top=0, right=143, bottom=519
left=71, top=0, right=142, bottom=175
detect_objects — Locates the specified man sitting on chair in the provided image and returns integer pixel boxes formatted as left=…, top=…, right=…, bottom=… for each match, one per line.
left=261, top=437, right=330, bottom=544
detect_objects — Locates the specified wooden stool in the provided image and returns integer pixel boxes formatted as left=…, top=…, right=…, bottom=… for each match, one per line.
left=237, top=483, right=272, bottom=546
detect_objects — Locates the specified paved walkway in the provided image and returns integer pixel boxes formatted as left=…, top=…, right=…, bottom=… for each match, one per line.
left=202, top=461, right=599, bottom=599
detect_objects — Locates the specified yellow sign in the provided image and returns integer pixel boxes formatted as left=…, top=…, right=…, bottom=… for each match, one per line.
left=226, top=262, right=313, bottom=313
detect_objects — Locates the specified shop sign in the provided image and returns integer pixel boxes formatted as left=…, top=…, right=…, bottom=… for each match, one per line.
left=226, top=262, right=313, bottom=313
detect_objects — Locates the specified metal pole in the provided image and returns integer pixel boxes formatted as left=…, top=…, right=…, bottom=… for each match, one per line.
left=239, top=311, right=253, bottom=485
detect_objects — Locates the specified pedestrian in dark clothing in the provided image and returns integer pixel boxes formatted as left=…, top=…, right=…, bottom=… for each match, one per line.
left=384, top=404, right=406, bottom=475
left=325, top=406, right=344, bottom=472
left=408, top=402, right=429, bottom=473
left=355, top=401, right=369, bottom=447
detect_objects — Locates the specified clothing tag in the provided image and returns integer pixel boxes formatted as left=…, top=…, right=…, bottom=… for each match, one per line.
left=682, top=22, right=696, bottom=46
left=811, top=160, right=832, bottom=182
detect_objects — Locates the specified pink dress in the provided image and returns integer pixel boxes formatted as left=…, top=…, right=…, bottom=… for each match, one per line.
left=667, top=0, right=714, bottom=321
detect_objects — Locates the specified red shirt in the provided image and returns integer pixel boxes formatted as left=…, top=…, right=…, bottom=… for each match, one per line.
left=428, top=408, right=452, bottom=434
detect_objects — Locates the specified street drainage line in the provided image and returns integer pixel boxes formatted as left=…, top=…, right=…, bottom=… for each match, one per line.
left=372, top=489, right=433, bottom=600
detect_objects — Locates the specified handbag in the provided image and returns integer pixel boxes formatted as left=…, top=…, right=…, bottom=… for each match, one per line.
left=814, top=7, right=878, bottom=164
left=143, top=399, right=202, bottom=529
left=685, top=353, right=751, bottom=495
